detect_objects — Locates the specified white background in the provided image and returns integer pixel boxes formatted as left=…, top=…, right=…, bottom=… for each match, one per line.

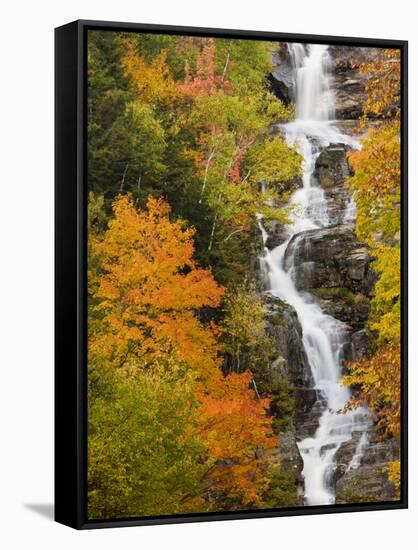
left=1, top=0, right=415, bottom=548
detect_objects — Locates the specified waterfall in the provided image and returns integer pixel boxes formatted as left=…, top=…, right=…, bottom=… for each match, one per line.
left=259, top=44, right=370, bottom=505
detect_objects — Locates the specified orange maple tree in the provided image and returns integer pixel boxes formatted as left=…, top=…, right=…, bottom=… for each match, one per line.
left=197, top=370, right=275, bottom=507
left=89, top=194, right=223, bottom=375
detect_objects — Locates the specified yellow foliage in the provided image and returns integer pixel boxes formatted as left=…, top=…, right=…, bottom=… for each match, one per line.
left=369, top=243, right=400, bottom=344
left=343, top=343, right=400, bottom=440
left=121, top=37, right=180, bottom=105
left=385, top=460, right=401, bottom=498
left=343, top=49, right=402, bottom=463
left=359, top=48, right=400, bottom=126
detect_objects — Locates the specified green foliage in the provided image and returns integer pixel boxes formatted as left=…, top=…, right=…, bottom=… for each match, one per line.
left=135, top=33, right=189, bottom=79
left=87, top=192, right=107, bottom=235
left=88, top=31, right=134, bottom=199
left=338, top=490, right=375, bottom=504
left=270, top=378, right=296, bottom=433
left=246, top=135, right=302, bottom=187
left=88, top=361, right=206, bottom=519
left=91, top=100, right=167, bottom=202
left=221, top=284, right=273, bottom=373
left=214, top=38, right=273, bottom=94
left=262, top=462, right=300, bottom=508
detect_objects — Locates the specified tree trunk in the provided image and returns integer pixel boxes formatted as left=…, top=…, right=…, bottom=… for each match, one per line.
left=119, top=162, right=129, bottom=193
left=208, top=213, right=217, bottom=251
left=221, top=49, right=231, bottom=84
left=199, top=149, right=215, bottom=203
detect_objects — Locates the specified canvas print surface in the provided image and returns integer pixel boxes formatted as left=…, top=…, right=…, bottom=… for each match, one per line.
left=87, top=30, right=402, bottom=520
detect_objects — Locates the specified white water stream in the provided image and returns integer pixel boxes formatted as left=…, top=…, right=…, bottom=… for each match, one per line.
left=259, top=44, right=370, bottom=505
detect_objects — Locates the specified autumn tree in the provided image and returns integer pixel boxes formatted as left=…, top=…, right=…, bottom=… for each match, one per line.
left=184, top=75, right=300, bottom=262
left=88, top=358, right=206, bottom=519
left=197, top=370, right=275, bottom=509
left=89, top=194, right=223, bottom=376
left=359, top=48, right=400, bottom=125
left=88, top=194, right=277, bottom=515
left=222, top=283, right=271, bottom=374
left=89, top=31, right=301, bottom=266
left=88, top=31, right=174, bottom=209
left=121, top=35, right=180, bottom=107
left=343, top=49, right=401, bottom=494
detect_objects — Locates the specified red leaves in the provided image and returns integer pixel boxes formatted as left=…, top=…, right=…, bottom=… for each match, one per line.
left=179, top=38, right=231, bottom=98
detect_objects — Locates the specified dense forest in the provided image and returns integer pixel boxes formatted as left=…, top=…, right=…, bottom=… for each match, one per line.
left=86, top=31, right=401, bottom=519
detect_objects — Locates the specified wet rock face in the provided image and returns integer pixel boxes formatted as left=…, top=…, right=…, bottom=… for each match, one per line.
left=313, top=144, right=354, bottom=225
left=284, top=225, right=375, bottom=296
left=263, top=293, right=324, bottom=443
left=268, top=47, right=294, bottom=106
left=261, top=292, right=316, bottom=499
left=263, top=292, right=312, bottom=389
left=312, top=287, right=370, bottom=334
left=314, top=144, right=352, bottom=187
left=331, top=71, right=367, bottom=120
left=335, top=436, right=400, bottom=503
left=268, top=71, right=293, bottom=106
left=283, top=224, right=376, bottom=344
left=328, top=46, right=378, bottom=120
left=268, top=44, right=397, bottom=123
left=350, top=329, right=369, bottom=359
left=296, top=393, right=326, bottom=440
left=262, top=219, right=288, bottom=250
left=268, top=45, right=373, bottom=120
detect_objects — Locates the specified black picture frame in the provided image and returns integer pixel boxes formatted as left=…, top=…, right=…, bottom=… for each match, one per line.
left=55, top=19, right=408, bottom=530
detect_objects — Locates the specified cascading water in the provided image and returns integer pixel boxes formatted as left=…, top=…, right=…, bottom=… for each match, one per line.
left=259, top=44, right=370, bottom=505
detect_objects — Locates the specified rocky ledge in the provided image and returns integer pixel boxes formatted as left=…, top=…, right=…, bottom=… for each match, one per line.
left=284, top=225, right=375, bottom=294
left=260, top=292, right=321, bottom=503
left=335, top=436, right=400, bottom=503
left=328, top=46, right=372, bottom=120
left=282, top=224, right=375, bottom=363
left=313, top=143, right=354, bottom=225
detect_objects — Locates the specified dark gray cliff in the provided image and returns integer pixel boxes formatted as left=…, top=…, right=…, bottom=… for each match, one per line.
left=334, top=436, right=399, bottom=503
left=259, top=292, right=315, bottom=505
left=268, top=46, right=295, bottom=106
left=284, top=224, right=375, bottom=352
left=313, top=144, right=354, bottom=225
left=328, top=46, right=374, bottom=120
